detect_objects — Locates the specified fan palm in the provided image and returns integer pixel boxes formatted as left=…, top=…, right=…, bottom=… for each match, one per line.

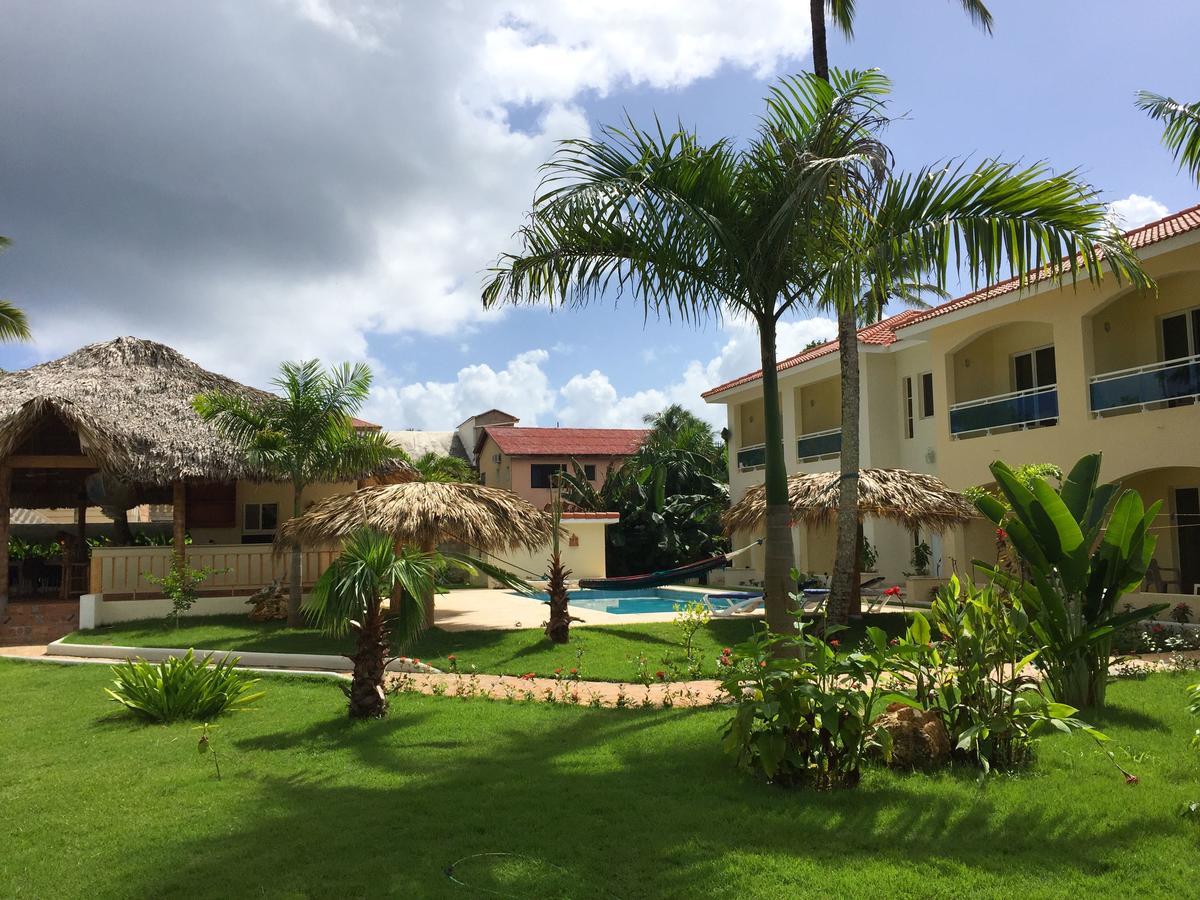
left=195, top=360, right=401, bottom=627
left=483, top=67, right=1150, bottom=635
left=0, top=237, right=31, bottom=342
left=1136, top=91, right=1200, bottom=185
left=303, top=528, right=438, bottom=719
left=405, top=450, right=477, bottom=484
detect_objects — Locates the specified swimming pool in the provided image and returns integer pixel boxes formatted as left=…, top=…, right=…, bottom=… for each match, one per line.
left=526, top=587, right=761, bottom=615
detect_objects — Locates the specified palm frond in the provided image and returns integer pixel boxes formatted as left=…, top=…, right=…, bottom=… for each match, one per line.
left=0, top=300, right=31, bottom=342
left=1137, top=90, right=1200, bottom=185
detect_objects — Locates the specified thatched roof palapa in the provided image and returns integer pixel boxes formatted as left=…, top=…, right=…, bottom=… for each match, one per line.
left=0, top=337, right=274, bottom=488
left=723, top=467, right=976, bottom=535
left=276, top=481, right=554, bottom=553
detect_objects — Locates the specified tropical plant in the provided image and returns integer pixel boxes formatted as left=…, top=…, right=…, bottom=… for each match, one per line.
left=195, top=360, right=400, bottom=627
left=544, top=494, right=572, bottom=644
left=909, top=539, right=932, bottom=577
left=105, top=650, right=265, bottom=723
left=973, top=454, right=1168, bottom=708
left=303, top=526, right=528, bottom=718
left=895, top=577, right=1104, bottom=772
left=484, top=66, right=1150, bottom=638
left=0, top=236, right=31, bottom=342
left=404, top=451, right=477, bottom=484
left=143, top=557, right=228, bottom=628
left=720, top=616, right=903, bottom=789
left=673, top=600, right=711, bottom=677
left=1189, top=681, right=1200, bottom=750
left=1137, top=91, right=1200, bottom=185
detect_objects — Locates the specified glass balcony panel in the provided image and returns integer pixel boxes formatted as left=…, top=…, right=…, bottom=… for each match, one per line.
left=797, top=428, right=841, bottom=460
left=737, top=444, right=766, bottom=470
left=949, top=386, right=1058, bottom=437
left=1090, top=356, right=1200, bottom=412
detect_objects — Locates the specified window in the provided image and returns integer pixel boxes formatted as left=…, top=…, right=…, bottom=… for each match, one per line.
left=530, top=464, right=565, bottom=489
left=1013, top=346, right=1056, bottom=392
left=919, top=372, right=935, bottom=419
left=902, top=376, right=914, bottom=439
left=243, top=502, right=279, bottom=532
left=1160, top=307, right=1200, bottom=360
left=479, top=472, right=486, bottom=485
left=583, top=464, right=597, bottom=481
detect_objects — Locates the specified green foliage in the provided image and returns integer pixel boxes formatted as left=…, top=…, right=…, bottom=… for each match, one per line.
left=896, top=577, right=1104, bottom=772
left=720, top=618, right=906, bottom=789
left=1189, top=682, right=1200, bottom=750
left=0, top=236, right=32, bottom=342
left=559, top=404, right=729, bottom=575
left=144, top=558, right=228, bottom=627
left=105, top=650, right=264, bottom=723
left=973, top=454, right=1167, bottom=708
left=962, top=462, right=1062, bottom=513
left=1137, top=91, right=1200, bottom=186
left=909, top=539, right=932, bottom=576
left=858, top=533, right=878, bottom=572
left=673, top=601, right=711, bottom=676
left=404, top=451, right=477, bottom=484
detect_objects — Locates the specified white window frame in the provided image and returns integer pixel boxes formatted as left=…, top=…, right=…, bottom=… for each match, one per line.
left=1158, top=305, right=1200, bottom=360
left=243, top=502, right=279, bottom=533
left=1010, top=344, right=1056, bottom=392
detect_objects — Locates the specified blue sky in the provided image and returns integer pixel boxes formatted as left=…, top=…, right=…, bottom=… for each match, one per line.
left=2, top=1, right=1197, bottom=429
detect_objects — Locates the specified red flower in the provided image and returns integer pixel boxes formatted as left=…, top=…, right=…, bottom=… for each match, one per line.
left=447, top=654, right=456, bottom=661
left=554, top=667, right=562, bottom=675
left=829, top=639, right=840, bottom=648
left=569, top=668, right=578, bottom=675
left=888, top=638, right=899, bottom=646
left=759, top=661, right=767, bottom=668
left=1125, top=773, right=1139, bottom=786
left=655, top=670, right=666, bottom=681
left=883, top=586, right=902, bottom=597
left=995, top=527, right=1008, bottom=541
left=413, top=658, right=421, bottom=665
left=722, top=647, right=732, bottom=655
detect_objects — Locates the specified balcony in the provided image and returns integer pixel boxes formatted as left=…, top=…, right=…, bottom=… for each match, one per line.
left=949, top=385, right=1058, bottom=438
left=1090, top=354, right=1200, bottom=415
left=797, top=427, right=841, bottom=461
left=737, top=443, right=766, bottom=470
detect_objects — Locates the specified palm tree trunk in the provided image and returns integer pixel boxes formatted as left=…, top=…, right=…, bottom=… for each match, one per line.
left=288, top=484, right=304, bottom=628
left=828, top=304, right=863, bottom=623
left=111, top=507, right=134, bottom=545
left=419, top=538, right=436, bottom=627
left=810, top=0, right=829, bottom=80
left=758, top=314, right=799, bottom=635
left=348, top=598, right=389, bottom=719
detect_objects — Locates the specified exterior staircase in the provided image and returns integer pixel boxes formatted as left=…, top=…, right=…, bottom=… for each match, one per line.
left=1, top=600, right=79, bottom=646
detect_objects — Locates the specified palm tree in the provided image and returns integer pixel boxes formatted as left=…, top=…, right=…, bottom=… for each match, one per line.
left=405, top=451, right=477, bottom=484
left=195, top=360, right=400, bottom=627
left=483, top=69, right=1149, bottom=636
left=543, top=494, right=572, bottom=643
left=1136, top=91, right=1200, bottom=185
left=810, top=0, right=992, bottom=622
left=303, top=527, right=438, bottom=719
left=0, top=237, right=31, bottom=342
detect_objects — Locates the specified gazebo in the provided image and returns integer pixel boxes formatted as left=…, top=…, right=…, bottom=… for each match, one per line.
left=0, top=337, right=273, bottom=618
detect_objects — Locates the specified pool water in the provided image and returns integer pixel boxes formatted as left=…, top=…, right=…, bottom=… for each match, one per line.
left=527, top=587, right=758, bottom=615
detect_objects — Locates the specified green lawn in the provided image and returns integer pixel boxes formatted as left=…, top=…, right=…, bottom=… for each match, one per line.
left=63, top=613, right=911, bottom=682
left=1, top=659, right=1198, bottom=898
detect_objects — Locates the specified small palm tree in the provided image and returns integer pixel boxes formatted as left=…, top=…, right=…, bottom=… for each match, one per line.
left=1137, top=91, right=1200, bottom=185
left=0, top=237, right=31, bottom=343
left=303, top=528, right=438, bottom=719
left=543, top=496, right=572, bottom=643
left=195, top=360, right=400, bottom=627
left=406, top=451, right=477, bottom=484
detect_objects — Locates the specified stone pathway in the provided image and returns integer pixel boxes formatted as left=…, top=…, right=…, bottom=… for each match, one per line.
left=386, top=670, right=727, bottom=708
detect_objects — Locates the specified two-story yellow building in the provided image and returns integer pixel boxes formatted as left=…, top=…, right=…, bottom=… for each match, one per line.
left=704, top=203, right=1200, bottom=608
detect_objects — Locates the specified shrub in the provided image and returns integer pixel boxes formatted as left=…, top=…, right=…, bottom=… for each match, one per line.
left=673, top=601, right=710, bottom=675
left=894, top=577, right=1104, bottom=772
left=144, top=558, right=228, bottom=627
left=105, top=650, right=265, bottom=723
left=1172, top=603, right=1194, bottom=625
left=1189, top=682, right=1200, bottom=750
left=720, top=619, right=905, bottom=789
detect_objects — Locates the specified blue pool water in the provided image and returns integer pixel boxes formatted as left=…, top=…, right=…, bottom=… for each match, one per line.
left=526, top=587, right=758, bottom=615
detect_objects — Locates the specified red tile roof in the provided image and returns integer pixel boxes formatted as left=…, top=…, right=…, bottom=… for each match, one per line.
left=562, top=511, right=621, bottom=520
left=701, top=309, right=923, bottom=398
left=702, top=202, right=1200, bottom=399
left=482, top=426, right=649, bottom=457
left=351, top=417, right=381, bottom=430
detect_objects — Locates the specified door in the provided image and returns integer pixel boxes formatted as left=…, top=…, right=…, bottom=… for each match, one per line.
left=1160, top=308, right=1200, bottom=406
left=1013, top=346, right=1057, bottom=426
left=1176, top=487, right=1200, bottom=595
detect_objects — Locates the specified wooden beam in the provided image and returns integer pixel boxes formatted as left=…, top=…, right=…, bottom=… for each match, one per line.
left=8, top=454, right=98, bottom=469
left=0, top=462, right=9, bottom=620
left=172, top=481, right=187, bottom=566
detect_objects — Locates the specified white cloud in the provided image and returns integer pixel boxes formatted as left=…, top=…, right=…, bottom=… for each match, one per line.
left=363, top=315, right=837, bottom=429
left=1107, top=193, right=1169, bottom=230
left=2, top=1, right=813, bottom=392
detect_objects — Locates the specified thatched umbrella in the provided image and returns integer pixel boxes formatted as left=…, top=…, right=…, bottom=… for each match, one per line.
left=724, top=468, right=976, bottom=535
left=723, top=468, right=975, bottom=615
left=276, top=481, right=554, bottom=620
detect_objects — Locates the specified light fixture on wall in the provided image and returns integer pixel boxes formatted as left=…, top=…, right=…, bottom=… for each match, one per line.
left=1104, top=321, right=1112, bottom=333
left=963, top=358, right=971, bottom=368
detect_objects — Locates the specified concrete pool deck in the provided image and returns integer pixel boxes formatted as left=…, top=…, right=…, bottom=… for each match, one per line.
left=433, top=585, right=762, bottom=631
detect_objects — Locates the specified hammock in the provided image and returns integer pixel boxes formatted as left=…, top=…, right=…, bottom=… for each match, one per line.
left=577, top=540, right=761, bottom=591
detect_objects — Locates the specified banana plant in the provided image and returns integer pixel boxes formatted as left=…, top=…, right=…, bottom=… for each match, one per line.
left=973, top=453, right=1167, bottom=709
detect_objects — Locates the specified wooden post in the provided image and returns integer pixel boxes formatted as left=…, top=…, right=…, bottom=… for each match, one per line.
left=172, top=481, right=187, bottom=567
left=0, top=462, right=9, bottom=621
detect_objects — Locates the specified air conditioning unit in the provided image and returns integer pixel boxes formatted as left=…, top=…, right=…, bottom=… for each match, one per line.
left=492, top=453, right=502, bottom=464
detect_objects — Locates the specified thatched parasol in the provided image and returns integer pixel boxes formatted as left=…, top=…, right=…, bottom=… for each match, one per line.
left=723, top=467, right=976, bottom=535
left=276, top=481, right=553, bottom=554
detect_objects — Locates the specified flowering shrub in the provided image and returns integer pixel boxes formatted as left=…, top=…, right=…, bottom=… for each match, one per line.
left=720, top=618, right=907, bottom=789
left=1172, top=603, right=1194, bottom=625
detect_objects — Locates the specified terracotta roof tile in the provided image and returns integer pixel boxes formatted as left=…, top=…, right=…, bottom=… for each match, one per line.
left=702, top=202, right=1200, bottom=399
left=483, top=426, right=648, bottom=457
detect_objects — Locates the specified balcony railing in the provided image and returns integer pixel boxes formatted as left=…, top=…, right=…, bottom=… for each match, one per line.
left=1090, top=354, right=1200, bottom=414
left=737, top=443, right=766, bottom=470
left=797, top=427, right=842, bottom=461
left=949, top=384, right=1058, bottom=438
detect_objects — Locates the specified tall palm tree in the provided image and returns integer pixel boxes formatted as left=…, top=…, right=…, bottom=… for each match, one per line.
left=0, top=237, right=31, bottom=342
left=195, top=360, right=400, bottom=627
left=1136, top=91, right=1200, bottom=185
left=304, top=527, right=438, bottom=719
left=811, top=0, right=992, bottom=621
left=483, top=69, right=1149, bottom=636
